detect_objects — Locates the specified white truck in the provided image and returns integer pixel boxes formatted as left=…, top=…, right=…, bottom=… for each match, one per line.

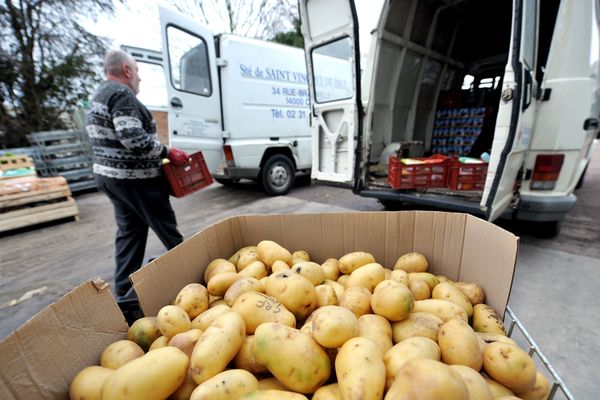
left=126, top=6, right=350, bottom=195
left=299, top=0, right=600, bottom=236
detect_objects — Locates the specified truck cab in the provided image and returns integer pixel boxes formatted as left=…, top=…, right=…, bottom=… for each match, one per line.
left=300, top=0, right=600, bottom=236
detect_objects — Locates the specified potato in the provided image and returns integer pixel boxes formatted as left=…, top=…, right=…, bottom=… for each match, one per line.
left=256, top=240, right=293, bottom=267
left=292, top=250, right=310, bottom=263
left=258, top=377, right=288, bottom=391
left=228, top=245, right=256, bottom=265
left=408, top=279, right=431, bottom=300
left=483, top=375, right=515, bottom=397
left=388, top=269, right=409, bottom=286
left=476, top=332, right=517, bottom=348
left=311, top=305, right=358, bottom=348
left=238, top=250, right=260, bottom=271
left=408, top=272, right=440, bottom=292
left=190, top=303, right=230, bottom=331
left=337, top=274, right=350, bottom=286
left=232, top=291, right=296, bottom=334
left=315, top=284, right=339, bottom=307
left=208, top=298, right=227, bottom=308
left=473, top=304, right=506, bottom=335
left=238, top=260, right=268, bottom=280
left=174, top=283, right=209, bottom=319
left=149, top=335, right=169, bottom=350
left=384, top=337, right=441, bottom=389
left=321, top=258, right=341, bottom=281
left=412, top=299, right=468, bottom=322
left=224, top=276, right=264, bottom=306
left=482, top=342, right=537, bottom=392
left=394, top=252, right=429, bottom=273
left=157, top=305, right=191, bottom=338
left=312, top=383, right=342, bottom=400
left=336, top=337, right=386, bottom=400
left=253, top=323, right=331, bottom=394
left=69, top=366, right=113, bottom=400
left=207, top=271, right=240, bottom=297
left=127, top=316, right=161, bottom=352
left=234, top=335, right=269, bottom=374
left=101, top=346, right=189, bottom=400
left=265, top=270, right=317, bottom=320
left=170, top=372, right=198, bottom=400
left=240, top=390, right=309, bottom=400
left=100, top=339, right=144, bottom=369
left=190, top=312, right=246, bottom=385
left=190, top=369, right=259, bottom=400
left=346, top=262, right=386, bottom=292
left=391, top=312, right=444, bottom=343
left=450, top=365, right=494, bottom=400
left=432, top=282, right=474, bottom=318
left=516, top=371, right=550, bottom=400
left=454, top=281, right=485, bottom=305
left=322, top=279, right=345, bottom=300
left=438, top=318, right=482, bottom=370
left=339, top=286, right=372, bottom=318
left=495, top=397, right=524, bottom=400
left=371, top=280, right=414, bottom=321
left=271, top=259, right=291, bottom=272
left=338, top=251, right=376, bottom=274
left=204, top=258, right=236, bottom=282
left=168, top=328, right=203, bottom=357
left=384, top=358, right=468, bottom=400
left=293, top=261, right=325, bottom=285
left=437, top=274, right=455, bottom=283
left=358, top=314, right=393, bottom=356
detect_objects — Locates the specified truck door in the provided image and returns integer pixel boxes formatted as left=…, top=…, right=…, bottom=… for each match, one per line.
left=482, top=0, right=539, bottom=221
left=159, top=6, right=223, bottom=173
left=299, top=0, right=362, bottom=187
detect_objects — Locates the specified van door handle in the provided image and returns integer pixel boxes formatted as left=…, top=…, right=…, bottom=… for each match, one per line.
left=583, top=118, right=599, bottom=130
left=170, top=97, right=183, bottom=109
left=522, top=70, right=533, bottom=111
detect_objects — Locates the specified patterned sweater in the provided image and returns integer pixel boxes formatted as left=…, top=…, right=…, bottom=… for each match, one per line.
left=85, top=80, right=167, bottom=180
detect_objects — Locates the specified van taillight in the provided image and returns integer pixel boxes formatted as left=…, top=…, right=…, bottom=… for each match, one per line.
left=223, top=145, right=235, bottom=166
left=531, top=154, right=564, bottom=190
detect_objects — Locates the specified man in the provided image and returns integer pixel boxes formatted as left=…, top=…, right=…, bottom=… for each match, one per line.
left=86, top=49, right=189, bottom=300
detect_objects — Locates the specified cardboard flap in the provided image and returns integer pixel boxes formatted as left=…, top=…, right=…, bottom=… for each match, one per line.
left=0, top=278, right=128, bottom=400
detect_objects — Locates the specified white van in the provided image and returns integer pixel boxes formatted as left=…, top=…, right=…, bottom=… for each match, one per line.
left=126, top=6, right=351, bottom=195
left=299, top=0, right=599, bottom=236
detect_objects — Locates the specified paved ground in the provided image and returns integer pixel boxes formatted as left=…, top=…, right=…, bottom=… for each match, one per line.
left=1, top=145, right=598, bottom=399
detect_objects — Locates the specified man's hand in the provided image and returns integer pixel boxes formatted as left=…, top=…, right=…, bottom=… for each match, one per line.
left=167, top=148, right=190, bottom=166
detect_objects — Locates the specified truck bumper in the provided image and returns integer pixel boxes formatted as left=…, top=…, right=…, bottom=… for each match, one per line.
left=214, top=167, right=260, bottom=180
left=516, top=194, right=577, bottom=222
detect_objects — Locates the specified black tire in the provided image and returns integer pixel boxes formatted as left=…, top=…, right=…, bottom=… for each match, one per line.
left=378, top=199, right=405, bottom=210
left=533, top=220, right=562, bottom=239
left=260, top=154, right=295, bottom=196
left=215, top=178, right=239, bottom=187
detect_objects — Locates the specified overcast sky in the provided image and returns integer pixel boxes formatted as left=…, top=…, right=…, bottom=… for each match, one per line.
left=85, top=0, right=384, bottom=106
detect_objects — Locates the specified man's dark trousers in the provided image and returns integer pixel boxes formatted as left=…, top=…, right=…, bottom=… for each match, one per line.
left=96, top=175, right=183, bottom=298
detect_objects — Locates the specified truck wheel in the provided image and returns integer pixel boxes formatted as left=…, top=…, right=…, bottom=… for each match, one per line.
left=260, top=154, right=295, bottom=196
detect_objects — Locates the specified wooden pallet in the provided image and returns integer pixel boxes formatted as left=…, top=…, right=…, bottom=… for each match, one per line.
left=0, top=176, right=79, bottom=233
left=0, top=155, right=34, bottom=171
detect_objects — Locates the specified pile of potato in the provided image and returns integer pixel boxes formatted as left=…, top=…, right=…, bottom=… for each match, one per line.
left=70, top=240, right=551, bottom=400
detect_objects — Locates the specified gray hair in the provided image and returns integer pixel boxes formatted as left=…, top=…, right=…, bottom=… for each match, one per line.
left=104, top=50, right=134, bottom=76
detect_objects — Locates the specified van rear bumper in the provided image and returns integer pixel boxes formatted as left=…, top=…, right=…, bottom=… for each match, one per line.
left=216, top=167, right=260, bottom=180
left=516, top=194, right=577, bottom=222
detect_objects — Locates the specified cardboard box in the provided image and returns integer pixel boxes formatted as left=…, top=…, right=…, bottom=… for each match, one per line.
left=0, top=211, right=518, bottom=399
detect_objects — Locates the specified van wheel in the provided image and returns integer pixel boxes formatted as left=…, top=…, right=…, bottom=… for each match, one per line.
left=533, top=220, right=562, bottom=238
left=261, top=154, right=295, bottom=196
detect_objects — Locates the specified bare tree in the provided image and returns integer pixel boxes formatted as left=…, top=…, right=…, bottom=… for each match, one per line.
left=167, top=0, right=298, bottom=40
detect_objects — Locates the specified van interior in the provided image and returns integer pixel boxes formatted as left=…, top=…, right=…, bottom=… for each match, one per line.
left=365, top=0, right=561, bottom=197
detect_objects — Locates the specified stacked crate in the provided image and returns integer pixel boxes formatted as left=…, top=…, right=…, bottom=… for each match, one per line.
left=27, top=130, right=96, bottom=192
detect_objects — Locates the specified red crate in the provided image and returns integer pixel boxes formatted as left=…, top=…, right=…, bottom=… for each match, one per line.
left=162, top=151, right=213, bottom=198
left=449, top=159, right=488, bottom=190
left=387, top=155, right=450, bottom=189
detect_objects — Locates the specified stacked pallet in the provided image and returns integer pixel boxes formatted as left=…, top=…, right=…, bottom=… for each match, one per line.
left=27, top=130, right=96, bottom=192
left=0, top=176, right=79, bottom=233
left=0, top=154, right=37, bottom=179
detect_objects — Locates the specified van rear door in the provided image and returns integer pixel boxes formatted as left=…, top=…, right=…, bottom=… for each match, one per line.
left=300, top=0, right=362, bottom=187
left=483, top=0, right=539, bottom=221
left=159, top=6, right=223, bottom=173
